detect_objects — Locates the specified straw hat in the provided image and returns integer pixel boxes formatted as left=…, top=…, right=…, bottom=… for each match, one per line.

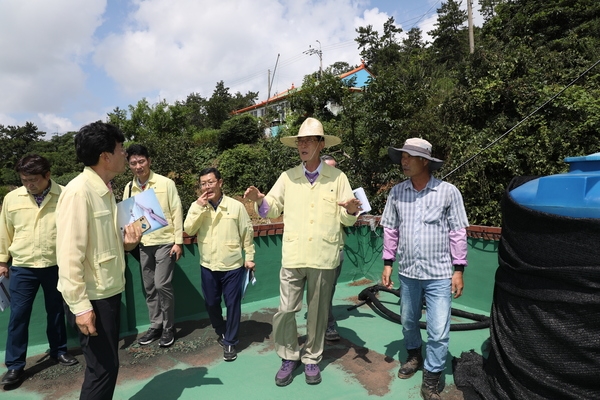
left=388, top=138, right=444, bottom=171
left=280, top=117, right=342, bottom=148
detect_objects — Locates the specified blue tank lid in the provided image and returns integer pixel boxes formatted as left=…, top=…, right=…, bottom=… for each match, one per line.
left=509, top=152, right=600, bottom=218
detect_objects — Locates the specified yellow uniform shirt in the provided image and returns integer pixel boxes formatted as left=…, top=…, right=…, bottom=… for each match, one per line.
left=262, top=163, right=357, bottom=270
left=184, top=195, right=255, bottom=271
left=0, top=181, right=62, bottom=267
left=122, top=171, right=183, bottom=246
left=56, top=167, right=126, bottom=314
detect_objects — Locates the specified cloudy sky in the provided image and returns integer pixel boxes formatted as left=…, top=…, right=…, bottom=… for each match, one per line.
left=0, top=0, right=482, bottom=134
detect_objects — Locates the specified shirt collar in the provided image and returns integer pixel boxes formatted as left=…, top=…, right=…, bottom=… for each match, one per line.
left=135, top=170, right=155, bottom=189
left=31, top=181, right=52, bottom=206
left=83, top=167, right=111, bottom=196
left=302, top=161, right=323, bottom=175
left=405, top=175, right=439, bottom=192
left=209, top=195, right=224, bottom=211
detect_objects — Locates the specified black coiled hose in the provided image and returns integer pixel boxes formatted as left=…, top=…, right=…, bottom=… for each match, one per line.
left=349, top=284, right=490, bottom=331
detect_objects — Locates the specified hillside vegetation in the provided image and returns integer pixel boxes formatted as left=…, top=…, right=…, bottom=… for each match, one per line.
left=2, top=0, right=599, bottom=226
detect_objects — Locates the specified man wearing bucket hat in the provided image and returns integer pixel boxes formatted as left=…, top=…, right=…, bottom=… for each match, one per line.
left=244, top=117, right=361, bottom=386
left=380, top=138, right=469, bottom=400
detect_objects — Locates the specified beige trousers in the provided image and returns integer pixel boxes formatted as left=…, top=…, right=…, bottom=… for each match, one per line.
left=273, top=267, right=336, bottom=364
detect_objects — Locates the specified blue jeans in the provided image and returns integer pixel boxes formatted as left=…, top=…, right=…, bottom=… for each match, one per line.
left=5, top=266, right=68, bottom=370
left=399, top=274, right=452, bottom=373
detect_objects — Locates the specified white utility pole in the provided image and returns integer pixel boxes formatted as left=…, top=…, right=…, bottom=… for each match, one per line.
left=467, top=0, right=474, bottom=53
left=303, top=40, right=323, bottom=78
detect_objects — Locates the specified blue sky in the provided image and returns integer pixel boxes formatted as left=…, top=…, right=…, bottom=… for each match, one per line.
left=0, top=0, right=482, bottom=134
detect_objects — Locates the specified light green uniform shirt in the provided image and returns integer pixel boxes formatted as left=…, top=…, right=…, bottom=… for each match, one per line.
left=184, top=195, right=255, bottom=271
left=0, top=181, right=62, bottom=267
left=122, top=170, right=183, bottom=246
left=56, top=167, right=126, bottom=314
left=261, top=163, right=357, bottom=270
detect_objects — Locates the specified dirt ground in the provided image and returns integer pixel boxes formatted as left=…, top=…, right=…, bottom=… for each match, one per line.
left=2, top=304, right=465, bottom=399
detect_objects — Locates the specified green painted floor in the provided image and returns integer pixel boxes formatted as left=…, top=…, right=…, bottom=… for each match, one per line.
left=3, top=279, right=491, bottom=399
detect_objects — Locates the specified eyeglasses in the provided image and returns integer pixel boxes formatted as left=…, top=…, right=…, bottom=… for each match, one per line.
left=200, top=180, right=218, bottom=188
left=295, top=137, right=322, bottom=146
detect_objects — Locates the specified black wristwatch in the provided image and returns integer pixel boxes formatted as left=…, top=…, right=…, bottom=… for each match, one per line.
left=453, top=265, right=465, bottom=273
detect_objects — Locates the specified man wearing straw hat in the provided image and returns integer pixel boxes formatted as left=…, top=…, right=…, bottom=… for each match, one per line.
left=244, top=117, right=361, bottom=386
left=380, top=138, right=469, bottom=400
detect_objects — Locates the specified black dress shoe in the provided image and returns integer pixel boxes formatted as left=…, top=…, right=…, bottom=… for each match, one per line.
left=1, top=369, right=24, bottom=385
left=54, top=354, right=79, bottom=366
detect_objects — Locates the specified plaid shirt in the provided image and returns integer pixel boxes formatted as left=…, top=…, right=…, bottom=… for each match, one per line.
left=381, top=176, right=469, bottom=280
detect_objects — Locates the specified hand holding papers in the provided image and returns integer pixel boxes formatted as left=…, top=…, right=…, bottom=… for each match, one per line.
left=242, top=269, right=257, bottom=299
left=353, top=187, right=372, bottom=215
left=117, top=188, right=168, bottom=236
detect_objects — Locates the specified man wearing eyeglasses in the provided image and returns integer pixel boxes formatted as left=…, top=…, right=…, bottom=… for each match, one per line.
left=184, top=167, right=255, bottom=362
left=0, top=155, right=78, bottom=387
left=244, top=117, right=361, bottom=386
left=124, top=144, right=183, bottom=348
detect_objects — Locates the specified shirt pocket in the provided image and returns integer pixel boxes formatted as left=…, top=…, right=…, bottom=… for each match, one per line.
left=321, top=196, right=338, bottom=217
left=93, top=210, right=114, bottom=241
left=221, top=240, right=242, bottom=267
left=282, top=232, right=300, bottom=264
left=7, top=204, right=31, bottom=233
left=320, top=232, right=341, bottom=266
left=92, top=251, right=119, bottom=291
left=423, top=205, right=445, bottom=225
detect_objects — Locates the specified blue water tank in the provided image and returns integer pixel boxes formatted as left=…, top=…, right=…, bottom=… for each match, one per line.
left=509, top=152, right=600, bottom=218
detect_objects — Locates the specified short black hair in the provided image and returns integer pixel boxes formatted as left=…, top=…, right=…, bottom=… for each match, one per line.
left=15, top=154, right=51, bottom=176
left=199, top=167, right=221, bottom=180
left=126, top=144, right=150, bottom=160
left=75, top=121, right=125, bottom=166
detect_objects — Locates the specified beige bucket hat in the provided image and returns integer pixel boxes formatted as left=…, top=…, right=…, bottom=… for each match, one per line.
left=388, top=138, right=444, bottom=170
left=280, top=117, right=342, bottom=148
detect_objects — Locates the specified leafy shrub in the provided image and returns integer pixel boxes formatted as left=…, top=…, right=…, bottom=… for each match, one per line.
left=217, top=114, right=262, bottom=151
left=218, top=144, right=273, bottom=196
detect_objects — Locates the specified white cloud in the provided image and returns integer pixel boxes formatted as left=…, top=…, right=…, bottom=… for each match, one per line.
left=0, top=114, right=18, bottom=127
left=0, top=0, right=485, bottom=134
left=38, top=113, right=76, bottom=134
left=94, top=0, right=375, bottom=102
left=0, top=0, right=106, bottom=115
left=355, top=7, right=391, bottom=32
left=419, top=13, right=439, bottom=44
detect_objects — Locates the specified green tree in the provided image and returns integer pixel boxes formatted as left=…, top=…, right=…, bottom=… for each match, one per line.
left=0, top=122, right=45, bottom=185
left=217, top=114, right=262, bottom=151
left=218, top=144, right=272, bottom=196
left=438, top=0, right=600, bottom=225
left=288, top=72, right=348, bottom=121
left=428, top=0, right=468, bottom=66
left=327, top=61, right=354, bottom=76
left=205, top=81, right=233, bottom=129
left=355, top=17, right=403, bottom=72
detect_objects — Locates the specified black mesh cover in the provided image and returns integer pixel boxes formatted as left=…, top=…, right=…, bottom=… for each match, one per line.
left=454, top=176, right=600, bottom=399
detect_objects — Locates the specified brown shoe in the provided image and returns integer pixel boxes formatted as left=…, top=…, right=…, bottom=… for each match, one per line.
left=420, top=369, right=442, bottom=400
left=397, top=346, right=423, bottom=379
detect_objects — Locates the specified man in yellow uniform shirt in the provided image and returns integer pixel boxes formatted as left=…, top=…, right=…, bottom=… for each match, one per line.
left=0, top=154, right=77, bottom=386
left=184, top=167, right=255, bottom=362
left=244, top=117, right=361, bottom=386
left=124, top=144, right=183, bottom=348
left=56, top=121, right=141, bottom=400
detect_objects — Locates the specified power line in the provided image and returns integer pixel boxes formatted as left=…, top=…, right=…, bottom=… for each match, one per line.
left=227, top=40, right=358, bottom=90
left=442, top=58, right=600, bottom=179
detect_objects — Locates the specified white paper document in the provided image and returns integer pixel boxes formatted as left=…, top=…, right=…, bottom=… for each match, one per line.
left=353, top=187, right=372, bottom=215
left=0, top=275, right=10, bottom=312
left=242, top=269, right=257, bottom=299
left=117, top=188, right=168, bottom=236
